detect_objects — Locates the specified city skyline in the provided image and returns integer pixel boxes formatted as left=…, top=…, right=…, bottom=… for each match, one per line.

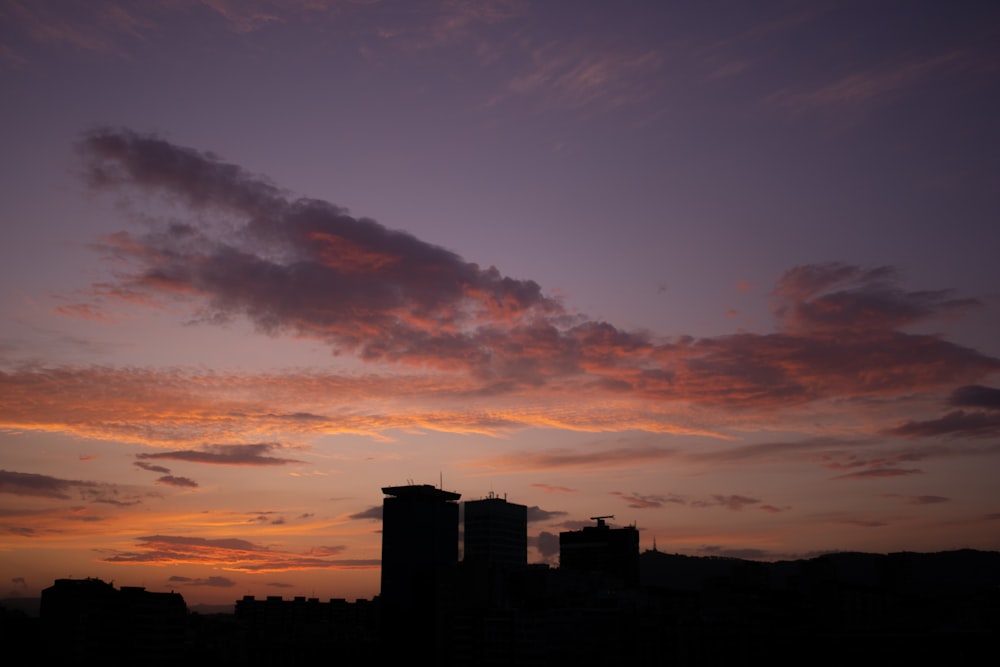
left=2, top=1, right=999, bottom=607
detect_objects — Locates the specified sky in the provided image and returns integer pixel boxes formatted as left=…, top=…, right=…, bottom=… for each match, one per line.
left=2, top=0, right=999, bottom=608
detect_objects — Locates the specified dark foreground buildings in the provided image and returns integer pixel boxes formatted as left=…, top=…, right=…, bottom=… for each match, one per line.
left=39, top=577, right=186, bottom=665
left=23, top=482, right=1000, bottom=666
left=559, top=514, right=639, bottom=587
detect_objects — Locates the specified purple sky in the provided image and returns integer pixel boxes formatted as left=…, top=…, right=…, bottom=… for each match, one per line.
left=2, top=0, right=999, bottom=606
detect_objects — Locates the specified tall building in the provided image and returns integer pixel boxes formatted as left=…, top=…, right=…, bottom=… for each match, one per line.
left=559, top=516, right=640, bottom=587
left=380, top=483, right=461, bottom=608
left=463, top=492, right=527, bottom=569
left=379, top=482, right=461, bottom=660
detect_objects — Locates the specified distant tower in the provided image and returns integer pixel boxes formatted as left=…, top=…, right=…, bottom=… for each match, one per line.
left=559, top=515, right=640, bottom=587
left=464, top=492, right=528, bottom=569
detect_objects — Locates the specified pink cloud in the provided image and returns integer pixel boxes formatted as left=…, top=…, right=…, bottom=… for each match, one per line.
left=531, top=483, right=577, bottom=494
left=76, top=130, right=1000, bottom=411
left=610, top=491, right=685, bottom=509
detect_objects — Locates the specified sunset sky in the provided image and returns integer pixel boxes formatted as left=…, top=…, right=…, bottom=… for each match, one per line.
left=2, top=0, right=999, bottom=608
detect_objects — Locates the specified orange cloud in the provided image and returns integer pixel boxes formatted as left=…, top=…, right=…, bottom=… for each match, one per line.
left=102, top=534, right=379, bottom=572
left=137, top=443, right=303, bottom=466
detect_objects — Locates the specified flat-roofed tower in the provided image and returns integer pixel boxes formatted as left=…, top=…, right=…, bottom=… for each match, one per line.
left=464, top=492, right=527, bottom=569
left=559, top=515, right=640, bottom=588
left=379, top=483, right=461, bottom=609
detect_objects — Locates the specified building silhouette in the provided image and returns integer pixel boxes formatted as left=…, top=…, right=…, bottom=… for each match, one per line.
left=39, top=577, right=186, bottom=665
left=25, top=485, right=1000, bottom=666
left=379, top=482, right=461, bottom=660
left=233, top=594, right=377, bottom=662
left=559, top=515, right=640, bottom=588
left=463, top=492, right=527, bottom=569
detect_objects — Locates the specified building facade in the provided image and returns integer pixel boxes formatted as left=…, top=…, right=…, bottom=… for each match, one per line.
left=559, top=516, right=640, bottom=588
left=463, top=492, right=527, bottom=569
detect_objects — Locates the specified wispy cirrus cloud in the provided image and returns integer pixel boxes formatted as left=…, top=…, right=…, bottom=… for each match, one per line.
left=696, top=546, right=774, bottom=560
left=830, top=468, right=923, bottom=481
left=880, top=494, right=950, bottom=505
left=265, top=581, right=295, bottom=589
left=136, top=443, right=303, bottom=466
left=609, top=491, right=685, bottom=510
left=692, top=494, right=762, bottom=511
left=884, top=384, right=1000, bottom=438
left=686, top=436, right=870, bottom=465
left=836, top=518, right=888, bottom=528
left=0, top=0, right=146, bottom=58
left=767, top=51, right=970, bottom=116
left=371, top=0, right=527, bottom=51
left=609, top=490, right=780, bottom=513
left=759, top=504, right=787, bottom=514
left=2, top=0, right=339, bottom=63
left=530, top=483, right=577, bottom=494
left=820, top=442, right=1000, bottom=480
left=168, top=574, right=236, bottom=588
left=469, top=432, right=1000, bottom=478
left=886, top=410, right=1000, bottom=439
left=471, top=445, right=677, bottom=473
left=0, top=362, right=723, bottom=446
left=103, top=534, right=379, bottom=572
left=504, top=42, right=664, bottom=112
left=693, top=427, right=1000, bottom=478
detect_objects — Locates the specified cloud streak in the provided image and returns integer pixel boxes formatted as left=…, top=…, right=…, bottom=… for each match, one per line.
left=136, top=443, right=303, bottom=466
left=168, top=575, right=236, bottom=588
left=885, top=384, right=1000, bottom=439
left=0, top=469, right=143, bottom=505
left=830, top=468, right=923, bottom=481
left=767, top=50, right=970, bottom=116
left=607, top=490, right=778, bottom=512
left=103, top=534, right=379, bottom=572
left=0, top=469, right=87, bottom=499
